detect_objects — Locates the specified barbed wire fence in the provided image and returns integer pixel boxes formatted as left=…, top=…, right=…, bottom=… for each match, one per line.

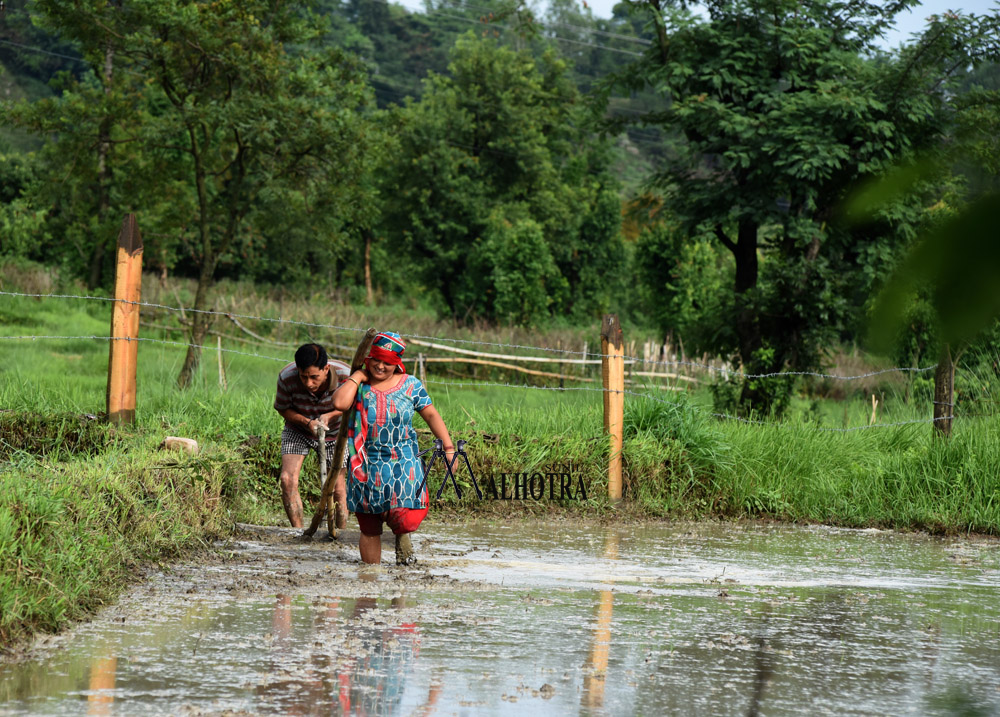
left=0, top=289, right=951, bottom=435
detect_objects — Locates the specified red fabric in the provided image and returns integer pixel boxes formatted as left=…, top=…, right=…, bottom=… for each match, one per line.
left=347, top=386, right=369, bottom=496
left=368, top=346, right=405, bottom=373
left=355, top=507, right=428, bottom=536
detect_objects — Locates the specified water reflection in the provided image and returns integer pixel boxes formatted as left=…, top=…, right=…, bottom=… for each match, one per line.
left=256, top=593, right=434, bottom=716
left=582, top=530, right=620, bottom=710
left=257, top=594, right=342, bottom=715
left=86, top=657, right=116, bottom=716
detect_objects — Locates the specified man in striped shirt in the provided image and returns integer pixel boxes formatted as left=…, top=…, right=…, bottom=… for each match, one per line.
left=274, top=343, right=351, bottom=528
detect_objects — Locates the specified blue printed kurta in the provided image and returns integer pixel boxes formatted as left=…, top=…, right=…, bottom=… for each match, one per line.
left=346, top=375, right=432, bottom=514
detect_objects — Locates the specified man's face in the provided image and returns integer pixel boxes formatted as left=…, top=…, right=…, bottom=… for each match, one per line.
left=298, top=365, right=329, bottom=393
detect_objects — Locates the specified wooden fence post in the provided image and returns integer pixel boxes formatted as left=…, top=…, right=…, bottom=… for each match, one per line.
left=106, top=214, right=143, bottom=425
left=601, top=314, right=624, bottom=501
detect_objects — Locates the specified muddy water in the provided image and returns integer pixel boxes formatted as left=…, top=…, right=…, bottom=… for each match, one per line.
left=1, top=521, right=998, bottom=716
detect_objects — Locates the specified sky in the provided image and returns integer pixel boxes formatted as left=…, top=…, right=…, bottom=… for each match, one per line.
left=395, top=0, right=999, bottom=50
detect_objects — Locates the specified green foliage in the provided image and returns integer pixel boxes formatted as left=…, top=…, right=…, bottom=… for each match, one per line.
left=634, top=220, right=731, bottom=350
left=466, top=205, right=563, bottom=325
left=0, top=0, right=83, bottom=86
left=870, top=192, right=1000, bottom=348
left=0, top=434, right=241, bottom=647
left=0, top=151, right=48, bottom=258
left=380, top=33, right=624, bottom=324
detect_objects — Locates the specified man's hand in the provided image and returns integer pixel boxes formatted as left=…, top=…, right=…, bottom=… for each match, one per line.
left=309, top=418, right=328, bottom=436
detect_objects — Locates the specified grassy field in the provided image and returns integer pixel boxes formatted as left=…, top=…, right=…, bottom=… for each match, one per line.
left=2, top=261, right=1000, bottom=648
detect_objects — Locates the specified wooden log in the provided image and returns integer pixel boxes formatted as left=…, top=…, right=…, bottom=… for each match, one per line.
left=601, top=315, right=624, bottom=501
left=106, top=214, right=143, bottom=425
left=422, top=357, right=596, bottom=382
left=303, top=327, right=377, bottom=538
left=629, top=370, right=699, bottom=383
left=407, top=337, right=612, bottom=364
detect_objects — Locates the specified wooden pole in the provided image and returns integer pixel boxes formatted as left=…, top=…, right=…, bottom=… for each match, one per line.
left=601, top=314, right=624, bottom=501
left=304, top=328, right=378, bottom=538
left=106, top=214, right=143, bottom=425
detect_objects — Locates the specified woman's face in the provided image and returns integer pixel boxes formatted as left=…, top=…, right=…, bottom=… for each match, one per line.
left=366, top=357, right=394, bottom=381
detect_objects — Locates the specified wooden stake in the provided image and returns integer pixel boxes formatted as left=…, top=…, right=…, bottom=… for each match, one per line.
left=304, top=328, right=377, bottom=538
left=601, top=314, right=624, bottom=501
left=106, top=214, right=143, bottom=425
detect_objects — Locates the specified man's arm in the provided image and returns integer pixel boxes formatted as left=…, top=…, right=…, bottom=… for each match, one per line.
left=278, top=408, right=325, bottom=436
left=278, top=408, right=344, bottom=436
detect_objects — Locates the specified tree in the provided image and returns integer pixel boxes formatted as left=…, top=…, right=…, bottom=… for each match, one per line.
left=861, top=68, right=1000, bottom=436
left=379, top=33, right=623, bottom=325
left=603, top=0, right=1000, bottom=414
left=20, top=0, right=382, bottom=387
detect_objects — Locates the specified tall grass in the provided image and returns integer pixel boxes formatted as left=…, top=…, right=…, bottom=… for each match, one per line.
left=0, top=416, right=240, bottom=646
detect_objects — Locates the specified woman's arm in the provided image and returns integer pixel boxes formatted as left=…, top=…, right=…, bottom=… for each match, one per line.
left=319, top=408, right=343, bottom=427
left=332, top=369, right=369, bottom=412
left=417, top=404, right=456, bottom=463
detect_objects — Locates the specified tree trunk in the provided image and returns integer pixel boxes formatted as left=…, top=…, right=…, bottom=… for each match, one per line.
left=729, top=218, right=768, bottom=412
left=176, top=262, right=215, bottom=388
left=177, top=126, right=214, bottom=390
left=933, top=343, right=955, bottom=438
left=364, top=229, right=373, bottom=305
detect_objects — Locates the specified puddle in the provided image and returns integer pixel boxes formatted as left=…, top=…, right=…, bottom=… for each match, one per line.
left=1, top=521, right=998, bottom=716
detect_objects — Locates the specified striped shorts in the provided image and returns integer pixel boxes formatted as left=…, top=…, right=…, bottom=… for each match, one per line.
left=280, top=426, right=348, bottom=469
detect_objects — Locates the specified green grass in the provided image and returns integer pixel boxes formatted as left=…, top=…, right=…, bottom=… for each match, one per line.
left=2, top=263, right=1000, bottom=649
left=0, top=417, right=240, bottom=647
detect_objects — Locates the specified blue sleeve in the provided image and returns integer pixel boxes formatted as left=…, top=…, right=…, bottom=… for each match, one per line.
left=411, top=377, right=432, bottom=411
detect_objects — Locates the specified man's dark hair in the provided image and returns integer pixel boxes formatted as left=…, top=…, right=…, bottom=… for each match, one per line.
left=294, top=343, right=328, bottom=370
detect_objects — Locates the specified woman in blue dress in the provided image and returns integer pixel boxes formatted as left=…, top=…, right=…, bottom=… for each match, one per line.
left=332, top=332, right=456, bottom=565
